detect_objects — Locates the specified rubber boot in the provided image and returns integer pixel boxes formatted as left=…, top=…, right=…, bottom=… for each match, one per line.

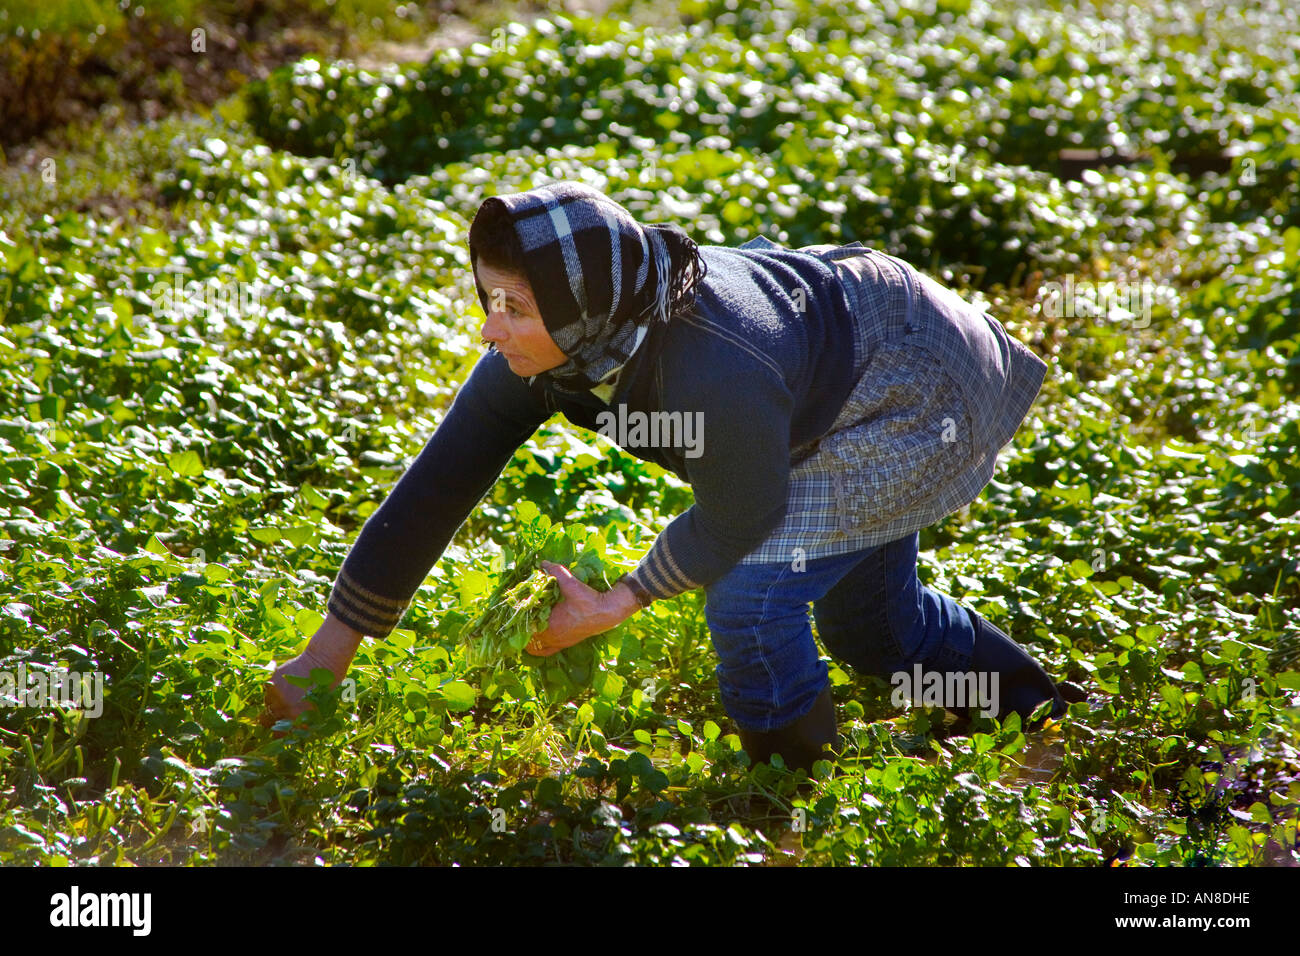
left=964, top=608, right=1076, bottom=729
left=737, top=684, right=838, bottom=774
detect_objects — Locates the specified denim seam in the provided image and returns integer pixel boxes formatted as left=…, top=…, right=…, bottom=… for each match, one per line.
left=870, top=544, right=906, bottom=669
left=751, top=563, right=793, bottom=732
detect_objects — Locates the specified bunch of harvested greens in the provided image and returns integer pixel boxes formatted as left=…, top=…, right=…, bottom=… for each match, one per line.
left=459, top=517, right=623, bottom=676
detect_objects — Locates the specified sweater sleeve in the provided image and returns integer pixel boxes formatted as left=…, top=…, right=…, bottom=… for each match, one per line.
left=627, top=361, right=794, bottom=602
left=326, top=349, right=551, bottom=637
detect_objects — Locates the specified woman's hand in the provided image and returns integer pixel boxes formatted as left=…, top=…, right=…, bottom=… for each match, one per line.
left=262, top=613, right=364, bottom=728
left=525, top=561, right=641, bottom=656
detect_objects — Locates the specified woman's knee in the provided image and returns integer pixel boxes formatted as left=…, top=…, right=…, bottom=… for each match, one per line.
left=811, top=540, right=923, bottom=673
left=704, top=564, right=831, bottom=729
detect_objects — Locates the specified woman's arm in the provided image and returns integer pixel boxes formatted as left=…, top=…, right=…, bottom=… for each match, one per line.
left=264, top=349, right=552, bottom=722
left=326, top=348, right=552, bottom=636
left=628, top=361, right=795, bottom=602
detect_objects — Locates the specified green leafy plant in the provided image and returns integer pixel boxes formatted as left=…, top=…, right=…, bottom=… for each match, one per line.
left=459, top=505, right=621, bottom=671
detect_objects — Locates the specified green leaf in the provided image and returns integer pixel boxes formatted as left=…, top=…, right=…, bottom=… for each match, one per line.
left=167, top=450, right=204, bottom=477
left=1000, top=732, right=1026, bottom=755
left=1227, top=825, right=1253, bottom=851
left=300, top=483, right=330, bottom=509
left=440, top=680, right=477, bottom=711
left=2, top=600, right=33, bottom=624
left=203, top=563, right=231, bottom=583
left=458, top=568, right=490, bottom=604
left=282, top=525, right=314, bottom=547
left=597, top=671, right=624, bottom=701
left=112, top=295, right=134, bottom=324
left=294, top=608, right=325, bottom=636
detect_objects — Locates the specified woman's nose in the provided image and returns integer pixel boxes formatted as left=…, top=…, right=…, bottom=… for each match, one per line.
left=481, top=311, right=506, bottom=342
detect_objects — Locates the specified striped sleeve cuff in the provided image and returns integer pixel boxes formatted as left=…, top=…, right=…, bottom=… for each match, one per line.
left=326, top=566, right=410, bottom=638
left=631, top=534, right=703, bottom=602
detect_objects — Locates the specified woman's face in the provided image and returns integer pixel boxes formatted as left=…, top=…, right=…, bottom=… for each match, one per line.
left=476, top=259, right=568, bottom=377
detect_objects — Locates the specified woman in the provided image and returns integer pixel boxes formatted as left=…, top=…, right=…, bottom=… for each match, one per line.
left=264, top=181, right=1083, bottom=770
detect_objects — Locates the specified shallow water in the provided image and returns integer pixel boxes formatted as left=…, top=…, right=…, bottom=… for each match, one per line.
left=1003, top=732, right=1067, bottom=791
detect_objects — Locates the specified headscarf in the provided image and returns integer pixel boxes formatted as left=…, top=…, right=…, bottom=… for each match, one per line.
left=470, top=181, right=707, bottom=393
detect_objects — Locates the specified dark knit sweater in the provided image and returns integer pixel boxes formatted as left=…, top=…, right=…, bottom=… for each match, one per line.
left=326, top=244, right=861, bottom=637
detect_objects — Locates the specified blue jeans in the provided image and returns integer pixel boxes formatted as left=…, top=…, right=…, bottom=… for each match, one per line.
left=704, top=532, right=977, bottom=731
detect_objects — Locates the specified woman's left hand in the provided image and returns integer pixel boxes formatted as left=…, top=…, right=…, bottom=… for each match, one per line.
left=526, top=561, right=640, bottom=656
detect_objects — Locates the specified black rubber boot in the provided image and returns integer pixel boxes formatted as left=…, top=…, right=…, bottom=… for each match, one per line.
left=737, top=684, right=838, bottom=774
left=964, top=609, right=1076, bottom=729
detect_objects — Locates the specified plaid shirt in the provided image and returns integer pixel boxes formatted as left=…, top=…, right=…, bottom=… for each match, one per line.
left=733, top=238, right=1047, bottom=565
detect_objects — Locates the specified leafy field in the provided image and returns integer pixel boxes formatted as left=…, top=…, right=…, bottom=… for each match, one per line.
left=0, top=0, right=454, bottom=151
left=1, top=0, right=1298, bottom=866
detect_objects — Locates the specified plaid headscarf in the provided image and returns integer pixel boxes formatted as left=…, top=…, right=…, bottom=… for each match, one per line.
left=471, top=181, right=707, bottom=393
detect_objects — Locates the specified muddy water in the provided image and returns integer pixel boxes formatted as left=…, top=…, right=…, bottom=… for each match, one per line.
left=1003, top=731, right=1067, bottom=791
left=772, top=826, right=808, bottom=865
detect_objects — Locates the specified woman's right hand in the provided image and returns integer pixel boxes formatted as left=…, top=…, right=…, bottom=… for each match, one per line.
left=261, top=612, right=365, bottom=728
